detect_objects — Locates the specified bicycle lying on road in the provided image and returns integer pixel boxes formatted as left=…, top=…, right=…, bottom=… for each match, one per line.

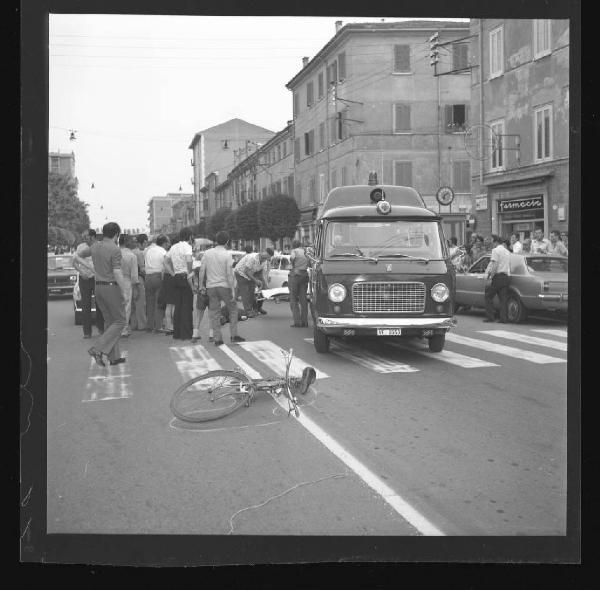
left=170, top=349, right=317, bottom=422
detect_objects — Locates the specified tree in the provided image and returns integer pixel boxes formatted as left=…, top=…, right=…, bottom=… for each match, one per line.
left=192, top=219, right=207, bottom=239
left=258, top=194, right=301, bottom=249
left=236, top=200, right=261, bottom=242
left=224, top=208, right=240, bottom=241
left=206, top=207, right=231, bottom=240
left=48, top=172, right=90, bottom=237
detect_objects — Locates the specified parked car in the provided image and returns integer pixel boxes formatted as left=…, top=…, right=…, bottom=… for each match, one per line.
left=72, top=275, right=98, bottom=325
left=268, top=254, right=292, bottom=289
left=47, top=254, right=77, bottom=297
left=455, top=253, right=568, bottom=322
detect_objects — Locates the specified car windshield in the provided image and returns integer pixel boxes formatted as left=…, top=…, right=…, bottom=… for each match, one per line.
left=525, top=256, right=568, bottom=273
left=324, top=220, right=443, bottom=260
left=48, top=256, right=74, bottom=270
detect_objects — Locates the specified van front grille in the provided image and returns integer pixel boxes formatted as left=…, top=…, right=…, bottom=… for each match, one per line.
left=352, top=282, right=426, bottom=313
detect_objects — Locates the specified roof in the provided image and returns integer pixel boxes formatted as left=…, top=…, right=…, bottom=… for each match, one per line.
left=188, top=118, right=275, bottom=149
left=320, top=185, right=427, bottom=215
left=321, top=205, right=440, bottom=220
left=286, top=20, right=469, bottom=89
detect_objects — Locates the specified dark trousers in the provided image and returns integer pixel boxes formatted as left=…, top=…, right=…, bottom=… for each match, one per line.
left=208, top=287, right=239, bottom=342
left=94, top=284, right=126, bottom=362
left=484, top=273, right=510, bottom=321
left=172, top=273, right=193, bottom=340
left=236, top=273, right=256, bottom=314
left=79, top=276, right=104, bottom=336
left=289, top=272, right=309, bottom=326
left=144, top=273, right=164, bottom=330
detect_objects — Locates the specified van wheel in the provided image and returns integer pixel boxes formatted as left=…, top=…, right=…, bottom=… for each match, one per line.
left=505, top=293, right=527, bottom=323
left=428, top=334, right=445, bottom=352
left=313, top=326, right=330, bottom=353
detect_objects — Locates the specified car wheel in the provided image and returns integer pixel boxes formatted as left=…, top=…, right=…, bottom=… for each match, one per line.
left=428, top=333, right=445, bottom=352
left=505, top=293, right=528, bottom=323
left=313, top=325, right=330, bottom=353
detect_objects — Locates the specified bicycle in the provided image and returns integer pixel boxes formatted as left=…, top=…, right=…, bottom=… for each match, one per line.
left=170, top=349, right=317, bottom=423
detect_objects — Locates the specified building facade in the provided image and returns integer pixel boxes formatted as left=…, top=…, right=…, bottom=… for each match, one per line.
left=286, top=20, right=472, bottom=243
left=48, top=151, right=76, bottom=177
left=189, top=118, right=275, bottom=222
left=469, top=19, right=569, bottom=241
left=147, top=192, right=193, bottom=235
left=170, top=196, right=195, bottom=234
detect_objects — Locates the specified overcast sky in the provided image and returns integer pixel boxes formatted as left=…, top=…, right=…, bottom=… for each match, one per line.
left=49, top=15, right=468, bottom=232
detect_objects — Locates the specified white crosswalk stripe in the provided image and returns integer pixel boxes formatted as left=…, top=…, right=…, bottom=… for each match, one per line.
left=239, top=340, right=329, bottom=379
left=445, top=333, right=566, bottom=364
left=387, top=340, right=499, bottom=368
left=220, top=344, right=262, bottom=379
left=83, top=350, right=132, bottom=402
left=169, top=345, right=223, bottom=390
left=479, top=330, right=567, bottom=352
left=532, top=328, right=568, bottom=338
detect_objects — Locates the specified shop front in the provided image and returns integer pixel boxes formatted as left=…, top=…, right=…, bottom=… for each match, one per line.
left=494, top=194, right=547, bottom=242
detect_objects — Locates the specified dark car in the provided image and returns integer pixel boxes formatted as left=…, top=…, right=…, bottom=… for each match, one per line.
left=47, top=254, right=77, bottom=296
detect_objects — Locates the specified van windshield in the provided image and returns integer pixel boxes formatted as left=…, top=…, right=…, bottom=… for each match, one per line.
left=324, top=221, right=444, bottom=260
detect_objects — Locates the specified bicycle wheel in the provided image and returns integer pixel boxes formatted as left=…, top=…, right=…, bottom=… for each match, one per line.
left=170, top=370, right=253, bottom=423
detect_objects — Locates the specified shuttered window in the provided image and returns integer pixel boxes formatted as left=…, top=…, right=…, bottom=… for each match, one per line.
left=393, top=45, right=410, bottom=72
left=329, top=116, right=337, bottom=145
left=304, top=130, right=314, bottom=155
left=453, top=160, right=471, bottom=192
left=317, top=71, right=324, bottom=98
left=294, top=138, right=300, bottom=163
left=338, top=52, right=346, bottom=80
left=306, top=81, right=314, bottom=106
left=330, top=169, right=337, bottom=189
left=393, top=103, right=411, bottom=132
left=288, top=175, right=294, bottom=198
left=293, top=92, right=299, bottom=117
left=282, top=141, right=287, bottom=158
left=319, top=122, right=325, bottom=150
left=341, top=166, right=347, bottom=186
left=452, top=43, right=469, bottom=70
left=394, top=161, right=413, bottom=187
left=309, top=176, right=316, bottom=203
left=295, top=181, right=302, bottom=204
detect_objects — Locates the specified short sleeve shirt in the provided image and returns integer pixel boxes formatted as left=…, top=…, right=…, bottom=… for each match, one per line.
left=490, top=244, right=511, bottom=275
left=166, top=241, right=193, bottom=274
left=74, top=242, right=95, bottom=279
left=90, top=239, right=122, bottom=282
left=234, top=253, right=264, bottom=280
left=290, top=247, right=308, bottom=272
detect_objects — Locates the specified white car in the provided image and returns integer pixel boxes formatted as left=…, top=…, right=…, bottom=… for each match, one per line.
left=268, top=254, right=291, bottom=289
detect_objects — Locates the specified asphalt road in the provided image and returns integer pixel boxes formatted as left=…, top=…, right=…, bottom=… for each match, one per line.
left=47, top=295, right=568, bottom=536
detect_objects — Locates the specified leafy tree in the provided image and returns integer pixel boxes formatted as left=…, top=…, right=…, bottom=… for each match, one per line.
left=48, top=172, right=90, bottom=237
left=236, top=200, right=261, bottom=242
left=223, top=208, right=240, bottom=241
left=206, top=207, right=231, bottom=240
left=258, top=194, right=301, bottom=249
left=192, top=219, right=207, bottom=239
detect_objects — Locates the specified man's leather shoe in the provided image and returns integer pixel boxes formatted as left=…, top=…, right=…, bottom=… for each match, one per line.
left=88, top=347, right=106, bottom=367
left=231, top=335, right=246, bottom=343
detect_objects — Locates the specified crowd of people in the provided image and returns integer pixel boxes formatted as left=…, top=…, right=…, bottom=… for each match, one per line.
left=72, top=223, right=313, bottom=368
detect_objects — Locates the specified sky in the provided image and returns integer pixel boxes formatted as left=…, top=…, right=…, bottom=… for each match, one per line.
left=49, top=15, right=468, bottom=232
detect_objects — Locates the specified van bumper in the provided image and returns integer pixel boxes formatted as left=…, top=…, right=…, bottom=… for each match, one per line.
left=316, top=316, right=457, bottom=336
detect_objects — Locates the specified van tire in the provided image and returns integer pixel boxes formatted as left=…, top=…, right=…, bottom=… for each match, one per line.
left=313, top=326, right=330, bottom=353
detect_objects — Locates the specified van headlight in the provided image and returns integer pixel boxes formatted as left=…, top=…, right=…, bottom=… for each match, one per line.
left=430, top=283, right=449, bottom=302
left=69, top=275, right=77, bottom=282
left=328, top=283, right=347, bottom=303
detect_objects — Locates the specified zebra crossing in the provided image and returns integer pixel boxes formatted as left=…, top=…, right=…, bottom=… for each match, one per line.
left=81, top=327, right=567, bottom=402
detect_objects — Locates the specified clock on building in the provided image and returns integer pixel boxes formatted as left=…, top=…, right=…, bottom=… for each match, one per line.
left=436, top=186, right=455, bottom=206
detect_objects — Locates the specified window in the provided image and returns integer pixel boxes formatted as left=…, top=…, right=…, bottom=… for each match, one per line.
left=394, top=161, right=413, bottom=186
left=282, top=141, right=287, bottom=158
left=306, top=81, right=314, bottom=106
left=489, top=26, right=504, bottom=78
left=50, top=157, right=60, bottom=173
left=534, top=104, right=553, bottom=161
left=444, top=104, right=468, bottom=132
left=319, top=174, right=326, bottom=201
left=393, top=103, right=411, bottom=133
left=275, top=180, right=282, bottom=195
left=490, top=120, right=505, bottom=170
left=293, top=92, right=299, bottom=117
left=294, top=138, right=300, bottom=163
left=304, top=130, right=314, bottom=156
left=470, top=256, right=490, bottom=273
left=329, top=116, right=337, bottom=145
left=319, top=122, right=325, bottom=150
left=309, top=176, right=317, bottom=203
left=288, top=175, right=294, bottom=197
left=341, top=166, right=347, bottom=186
left=262, top=187, right=267, bottom=199
left=533, top=20, right=551, bottom=58
left=393, top=45, right=411, bottom=73
left=330, top=169, right=337, bottom=189
left=327, top=61, right=338, bottom=85
left=338, top=52, right=346, bottom=80
left=453, top=161, right=471, bottom=193
left=336, top=111, right=346, bottom=140
left=452, top=43, right=469, bottom=70
left=317, top=71, right=324, bottom=98
left=295, top=181, right=302, bottom=204
left=277, top=145, right=281, bottom=161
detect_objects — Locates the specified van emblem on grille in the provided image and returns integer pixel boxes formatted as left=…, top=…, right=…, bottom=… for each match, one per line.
left=386, top=264, right=392, bottom=272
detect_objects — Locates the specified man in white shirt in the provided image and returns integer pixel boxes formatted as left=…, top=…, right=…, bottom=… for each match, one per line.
left=164, top=227, right=194, bottom=340
left=144, top=234, right=169, bottom=332
left=510, top=233, right=523, bottom=253
left=484, top=234, right=511, bottom=323
left=531, top=228, right=550, bottom=254
left=118, top=234, right=140, bottom=337
left=198, top=231, right=245, bottom=346
left=547, top=230, right=569, bottom=257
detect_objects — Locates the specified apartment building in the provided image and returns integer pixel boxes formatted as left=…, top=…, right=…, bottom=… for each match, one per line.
left=469, top=19, right=569, bottom=241
left=48, top=151, right=76, bottom=177
left=286, top=20, right=472, bottom=242
left=147, top=192, right=193, bottom=235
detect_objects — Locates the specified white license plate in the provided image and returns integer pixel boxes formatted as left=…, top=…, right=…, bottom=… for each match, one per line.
left=377, top=328, right=402, bottom=336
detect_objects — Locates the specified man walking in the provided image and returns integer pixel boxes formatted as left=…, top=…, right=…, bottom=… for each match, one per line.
left=119, top=234, right=140, bottom=337
left=548, top=230, right=569, bottom=257
left=288, top=239, right=309, bottom=327
left=130, top=234, right=147, bottom=331
left=483, top=234, right=511, bottom=323
left=164, top=227, right=194, bottom=340
left=531, top=228, right=550, bottom=254
left=199, top=231, right=245, bottom=346
left=78, top=222, right=127, bottom=367
left=234, top=249, right=272, bottom=317
left=73, top=229, right=104, bottom=338
left=144, top=234, right=168, bottom=333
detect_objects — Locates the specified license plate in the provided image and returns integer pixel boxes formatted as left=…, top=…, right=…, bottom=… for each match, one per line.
left=377, top=328, right=402, bottom=336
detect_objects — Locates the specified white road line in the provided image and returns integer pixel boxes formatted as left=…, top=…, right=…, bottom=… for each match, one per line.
left=445, top=334, right=566, bottom=364
left=83, top=350, right=132, bottom=402
left=478, top=330, right=567, bottom=352
left=388, top=340, right=499, bottom=368
left=169, top=345, right=223, bottom=390
left=330, top=339, right=419, bottom=373
left=268, top=394, right=443, bottom=535
left=239, top=340, right=329, bottom=379
left=532, top=328, right=568, bottom=338
left=219, top=345, right=263, bottom=379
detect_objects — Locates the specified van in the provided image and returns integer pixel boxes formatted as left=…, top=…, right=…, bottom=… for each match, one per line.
left=308, top=184, right=456, bottom=353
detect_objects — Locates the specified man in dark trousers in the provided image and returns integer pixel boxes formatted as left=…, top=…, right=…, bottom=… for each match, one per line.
left=164, top=227, right=194, bottom=340
left=288, top=239, right=309, bottom=327
left=77, top=222, right=128, bottom=366
left=483, top=234, right=511, bottom=323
